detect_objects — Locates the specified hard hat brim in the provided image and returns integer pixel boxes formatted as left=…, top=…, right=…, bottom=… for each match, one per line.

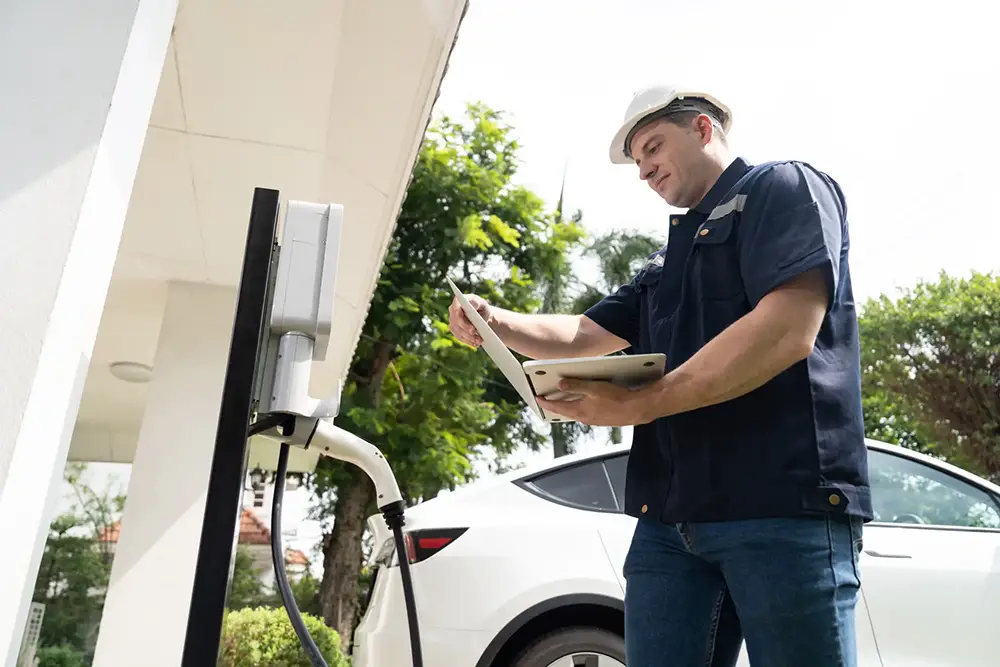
left=608, top=91, right=732, bottom=165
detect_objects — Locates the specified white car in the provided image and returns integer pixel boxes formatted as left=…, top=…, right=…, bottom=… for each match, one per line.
left=352, top=439, right=1000, bottom=666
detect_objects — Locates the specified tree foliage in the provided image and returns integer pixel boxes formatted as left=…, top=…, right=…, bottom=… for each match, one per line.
left=35, top=645, right=87, bottom=667
left=322, top=101, right=586, bottom=491
left=219, top=607, right=348, bottom=667
left=228, top=545, right=323, bottom=616
left=227, top=546, right=272, bottom=611
left=308, top=101, right=588, bottom=643
left=32, top=515, right=106, bottom=663
left=860, top=270, right=1000, bottom=480
left=31, top=464, right=125, bottom=663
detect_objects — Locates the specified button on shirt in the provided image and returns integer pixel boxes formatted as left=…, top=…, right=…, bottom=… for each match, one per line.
left=585, top=158, right=873, bottom=523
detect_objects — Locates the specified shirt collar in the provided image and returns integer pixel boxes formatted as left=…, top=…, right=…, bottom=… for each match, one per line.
left=692, top=157, right=753, bottom=215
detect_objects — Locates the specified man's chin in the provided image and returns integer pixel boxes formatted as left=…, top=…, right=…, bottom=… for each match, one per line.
left=653, top=182, right=676, bottom=204
left=658, top=188, right=691, bottom=208
left=658, top=191, right=680, bottom=206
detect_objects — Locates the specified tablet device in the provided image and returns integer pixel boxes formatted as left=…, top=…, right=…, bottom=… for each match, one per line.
left=447, top=277, right=666, bottom=423
left=523, top=354, right=666, bottom=403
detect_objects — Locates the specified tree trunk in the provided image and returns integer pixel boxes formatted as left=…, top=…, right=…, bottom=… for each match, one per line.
left=319, top=474, right=375, bottom=649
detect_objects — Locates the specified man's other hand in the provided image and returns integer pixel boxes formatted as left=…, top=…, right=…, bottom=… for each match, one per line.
left=536, top=378, right=655, bottom=427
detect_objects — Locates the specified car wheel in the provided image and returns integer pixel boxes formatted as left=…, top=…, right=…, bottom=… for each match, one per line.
left=511, top=626, right=626, bottom=667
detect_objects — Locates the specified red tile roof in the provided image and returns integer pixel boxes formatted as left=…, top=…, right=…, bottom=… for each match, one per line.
left=98, top=509, right=277, bottom=546
left=239, top=508, right=272, bottom=545
left=285, top=548, right=309, bottom=566
left=98, top=512, right=309, bottom=570
left=97, top=523, right=120, bottom=543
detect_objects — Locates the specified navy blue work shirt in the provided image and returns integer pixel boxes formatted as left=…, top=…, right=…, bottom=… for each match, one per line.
left=585, top=157, right=873, bottom=523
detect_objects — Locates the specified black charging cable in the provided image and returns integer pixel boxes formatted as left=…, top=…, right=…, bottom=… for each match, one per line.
left=246, top=414, right=423, bottom=667
left=245, top=415, right=326, bottom=666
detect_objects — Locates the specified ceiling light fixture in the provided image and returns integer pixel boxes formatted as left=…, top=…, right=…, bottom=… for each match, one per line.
left=108, top=361, right=153, bottom=383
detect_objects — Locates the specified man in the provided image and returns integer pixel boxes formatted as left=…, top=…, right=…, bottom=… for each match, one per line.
left=448, top=84, right=871, bottom=667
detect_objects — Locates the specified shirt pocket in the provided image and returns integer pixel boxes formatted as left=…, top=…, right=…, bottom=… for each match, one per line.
left=638, top=263, right=663, bottom=314
left=691, top=213, right=745, bottom=301
left=637, top=263, right=663, bottom=290
left=637, top=264, right=676, bottom=353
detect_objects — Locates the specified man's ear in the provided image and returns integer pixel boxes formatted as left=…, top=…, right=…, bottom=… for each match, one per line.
left=696, top=114, right=715, bottom=145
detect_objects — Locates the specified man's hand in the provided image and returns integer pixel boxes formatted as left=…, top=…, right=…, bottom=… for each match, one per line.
left=448, top=294, right=493, bottom=348
left=447, top=292, right=629, bottom=359
left=536, top=379, right=656, bottom=427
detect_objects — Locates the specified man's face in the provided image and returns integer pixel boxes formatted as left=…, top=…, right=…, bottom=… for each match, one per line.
left=629, top=115, right=712, bottom=208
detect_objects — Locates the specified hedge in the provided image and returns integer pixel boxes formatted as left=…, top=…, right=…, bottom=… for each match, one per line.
left=219, top=606, right=349, bottom=667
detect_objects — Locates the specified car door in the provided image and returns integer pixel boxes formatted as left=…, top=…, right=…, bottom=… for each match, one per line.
left=593, top=452, right=637, bottom=593
left=519, top=453, right=636, bottom=595
left=860, top=447, right=1000, bottom=666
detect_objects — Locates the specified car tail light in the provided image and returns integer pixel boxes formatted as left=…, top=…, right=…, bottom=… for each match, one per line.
left=400, top=527, right=467, bottom=565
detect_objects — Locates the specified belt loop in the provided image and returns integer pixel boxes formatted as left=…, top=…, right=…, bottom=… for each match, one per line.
left=677, top=522, right=694, bottom=552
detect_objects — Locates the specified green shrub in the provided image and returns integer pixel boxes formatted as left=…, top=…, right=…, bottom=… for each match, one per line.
left=35, top=645, right=86, bottom=667
left=219, top=606, right=349, bottom=667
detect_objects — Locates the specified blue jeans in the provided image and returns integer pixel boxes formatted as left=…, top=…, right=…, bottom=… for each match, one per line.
left=623, top=515, right=864, bottom=667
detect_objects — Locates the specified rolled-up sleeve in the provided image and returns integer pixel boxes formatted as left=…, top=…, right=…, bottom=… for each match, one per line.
left=583, top=276, right=643, bottom=349
left=738, top=161, right=846, bottom=310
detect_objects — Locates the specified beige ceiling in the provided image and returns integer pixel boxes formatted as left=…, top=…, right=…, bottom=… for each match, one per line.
left=69, top=0, right=468, bottom=467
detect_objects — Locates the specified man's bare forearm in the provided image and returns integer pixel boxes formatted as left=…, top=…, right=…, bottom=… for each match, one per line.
left=490, top=309, right=628, bottom=359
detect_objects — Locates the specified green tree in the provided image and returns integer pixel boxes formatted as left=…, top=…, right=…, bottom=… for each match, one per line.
left=859, top=270, right=1000, bottom=480
left=32, top=515, right=108, bottom=659
left=32, top=464, right=125, bottom=662
left=308, top=102, right=586, bottom=644
left=861, top=388, right=932, bottom=454
left=288, top=571, right=322, bottom=618
left=227, top=546, right=271, bottom=610
left=228, top=544, right=323, bottom=616
left=35, top=645, right=87, bottom=667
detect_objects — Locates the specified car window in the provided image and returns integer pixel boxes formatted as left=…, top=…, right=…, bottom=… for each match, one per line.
left=525, top=460, right=618, bottom=511
left=869, top=449, right=1000, bottom=529
left=603, top=454, right=627, bottom=511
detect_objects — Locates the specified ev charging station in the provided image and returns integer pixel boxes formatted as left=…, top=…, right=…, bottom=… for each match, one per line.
left=180, top=189, right=419, bottom=666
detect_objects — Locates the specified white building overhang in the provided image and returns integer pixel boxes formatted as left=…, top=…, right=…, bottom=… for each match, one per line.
left=68, top=0, right=469, bottom=468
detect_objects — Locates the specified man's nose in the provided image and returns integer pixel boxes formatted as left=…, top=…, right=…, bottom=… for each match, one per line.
left=639, top=161, right=657, bottom=182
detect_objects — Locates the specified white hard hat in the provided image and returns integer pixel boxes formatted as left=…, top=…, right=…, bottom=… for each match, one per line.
left=608, top=85, right=733, bottom=164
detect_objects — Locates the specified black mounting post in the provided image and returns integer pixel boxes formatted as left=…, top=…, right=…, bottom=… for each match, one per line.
left=181, top=187, right=280, bottom=665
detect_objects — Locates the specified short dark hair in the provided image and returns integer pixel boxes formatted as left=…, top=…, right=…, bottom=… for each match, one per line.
left=662, top=109, right=728, bottom=146
left=625, top=100, right=729, bottom=158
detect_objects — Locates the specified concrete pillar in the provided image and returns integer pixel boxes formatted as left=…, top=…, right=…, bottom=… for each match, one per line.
left=0, top=1, right=176, bottom=664
left=92, top=282, right=237, bottom=667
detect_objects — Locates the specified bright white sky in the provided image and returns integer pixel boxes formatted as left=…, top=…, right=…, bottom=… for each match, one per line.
left=432, top=0, right=1000, bottom=474
left=60, top=0, right=999, bottom=571
left=433, top=0, right=999, bottom=304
